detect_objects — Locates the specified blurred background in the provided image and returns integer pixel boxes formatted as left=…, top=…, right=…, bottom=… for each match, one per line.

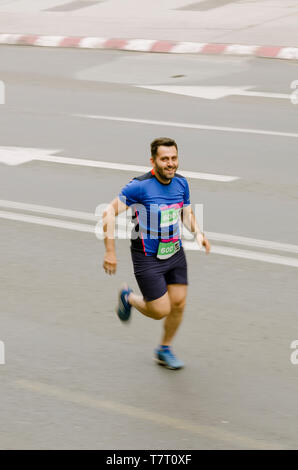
left=0, top=0, right=298, bottom=450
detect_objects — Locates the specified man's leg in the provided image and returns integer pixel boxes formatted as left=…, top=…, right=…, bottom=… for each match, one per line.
left=128, top=291, right=171, bottom=320
left=161, top=284, right=187, bottom=346
left=127, top=284, right=187, bottom=369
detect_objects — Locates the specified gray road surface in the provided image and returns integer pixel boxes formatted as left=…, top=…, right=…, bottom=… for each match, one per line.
left=0, top=46, right=298, bottom=449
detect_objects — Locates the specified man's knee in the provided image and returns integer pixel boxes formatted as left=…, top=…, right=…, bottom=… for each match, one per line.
left=171, top=297, right=186, bottom=312
left=168, top=285, right=187, bottom=313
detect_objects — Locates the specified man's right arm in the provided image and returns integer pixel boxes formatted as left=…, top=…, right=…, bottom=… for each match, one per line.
left=102, top=197, right=128, bottom=275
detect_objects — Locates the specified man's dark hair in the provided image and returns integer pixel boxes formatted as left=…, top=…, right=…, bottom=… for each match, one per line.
left=151, top=137, right=178, bottom=159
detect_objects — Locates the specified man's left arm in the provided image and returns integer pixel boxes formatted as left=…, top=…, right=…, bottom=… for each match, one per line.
left=181, top=205, right=211, bottom=253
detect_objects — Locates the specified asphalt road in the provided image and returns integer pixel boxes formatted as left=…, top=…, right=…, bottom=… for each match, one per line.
left=0, top=45, right=298, bottom=450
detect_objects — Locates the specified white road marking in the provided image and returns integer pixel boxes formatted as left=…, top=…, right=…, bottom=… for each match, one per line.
left=2, top=199, right=298, bottom=254
left=136, top=85, right=248, bottom=100
left=206, top=231, right=298, bottom=255
left=0, top=340, right=5, bottom=365
left=0, top=199, right=97, bottom=221
left=0, top=146, right=239, bottom=182
left=183, top=242, right=298, bottom=268
left=0, top=80, right=4, bottom=105
left=15, top=379, right=285, bottom=450
left=0, top=146, right=61, bottom=166
left=0, top=211, right=95, bottom=233
left=136, top=85, right=291, bottom=101
left=36, top=156, right=238, bottom=182
left=242, top=91, right=291, bottom=100
left=73, top=113, right=298, bottom=139
left=1, top=201, right=297, bottom=268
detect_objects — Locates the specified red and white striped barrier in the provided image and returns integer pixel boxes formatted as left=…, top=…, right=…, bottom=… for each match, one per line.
left=0, top=33, right=298, bottom=60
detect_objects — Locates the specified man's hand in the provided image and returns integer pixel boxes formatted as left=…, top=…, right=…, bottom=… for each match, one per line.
left=103, top=251, right=117, bottom=275
left=196, top=232, right=211, bottom=254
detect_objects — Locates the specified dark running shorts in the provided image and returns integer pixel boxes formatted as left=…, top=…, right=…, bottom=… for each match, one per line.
left=131, top=246, right=188, bottom=302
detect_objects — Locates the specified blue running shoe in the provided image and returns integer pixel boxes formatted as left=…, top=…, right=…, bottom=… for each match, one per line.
left=154, top=346, right=184, bottom=370
left=117, top=284, right=133, bottom=322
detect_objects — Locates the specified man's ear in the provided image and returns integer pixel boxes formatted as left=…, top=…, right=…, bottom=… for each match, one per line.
left=150, top=156, right=154, bottom=167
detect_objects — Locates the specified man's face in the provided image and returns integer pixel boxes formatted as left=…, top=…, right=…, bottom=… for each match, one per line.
left=151, top=145, right=179, bottom=182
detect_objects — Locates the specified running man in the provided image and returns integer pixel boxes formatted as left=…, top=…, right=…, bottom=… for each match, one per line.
left=102, top=137, right=210, bottom=369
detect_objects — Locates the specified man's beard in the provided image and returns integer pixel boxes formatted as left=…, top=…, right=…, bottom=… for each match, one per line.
left=155, top=164, right=177, bottom=182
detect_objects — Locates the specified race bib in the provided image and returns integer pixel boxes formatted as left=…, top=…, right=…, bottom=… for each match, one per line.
left=157, top=240, right=180, bottom=260
left=160, top=208, right=180, bottom=228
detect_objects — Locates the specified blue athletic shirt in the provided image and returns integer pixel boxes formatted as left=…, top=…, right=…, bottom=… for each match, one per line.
left=119, top=169, right=190, bottom=256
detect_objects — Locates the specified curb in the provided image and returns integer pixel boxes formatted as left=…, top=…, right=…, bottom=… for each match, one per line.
left=1, top=33, right=298, bottom=60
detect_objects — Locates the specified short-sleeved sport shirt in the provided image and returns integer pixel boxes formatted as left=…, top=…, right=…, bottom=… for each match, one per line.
left=119, top=169, right=190, bottom=256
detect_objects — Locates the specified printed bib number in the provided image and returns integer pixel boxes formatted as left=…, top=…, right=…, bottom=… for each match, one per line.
left=157, top=240, right=180, bottom=260
left=160, top=208, right=179, bottom=228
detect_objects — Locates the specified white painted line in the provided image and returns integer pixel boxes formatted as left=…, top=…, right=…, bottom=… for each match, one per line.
left=73, top=113, right=298, bottom=139
left=137, top=85, right=252, bottom=100
left=0, top=211, right=95, bottom=233
left=206, top=231, right=298, bottom=255
left=183, top=242, right=298, bottom=268
left=136, top=85, right=291, bottom=101
left=36, top=155, right=238, bottom=182
left=179, top=169, right=237, bottom=182
left=2, top=200, right=298, bottom=256
left=2, top=209, right=298, bottom=268
left=0, top=80, right=5, bottom=105
left=0, top=200, right=97, bottom=221
left=211, top=246, right=298, bottom=269
left=0, top=340, right=5, bottom=365
left=242, top=91, right=290, bottom=100
left=36, top=155, right=150, bottom=171
left=15, top=379, right=285, bottom=450
left=0, top=146, right=238, bottom=182
left=0, top=146, right=61, bottom=166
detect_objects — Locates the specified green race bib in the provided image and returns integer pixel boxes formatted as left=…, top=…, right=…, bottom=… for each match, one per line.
left=157, top=240, right=180, bottom=260
left=160, top=208, right=180, bottom=228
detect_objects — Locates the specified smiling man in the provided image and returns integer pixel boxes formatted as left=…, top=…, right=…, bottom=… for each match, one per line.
left=102, top=137, right=210, bottom=369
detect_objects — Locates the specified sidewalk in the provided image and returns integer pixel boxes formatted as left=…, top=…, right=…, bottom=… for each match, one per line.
left=0, top=0, right=297, bottom=59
